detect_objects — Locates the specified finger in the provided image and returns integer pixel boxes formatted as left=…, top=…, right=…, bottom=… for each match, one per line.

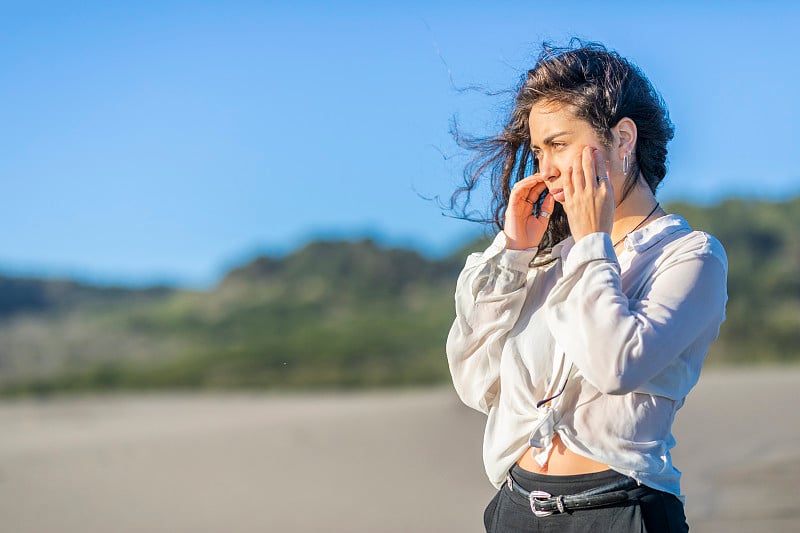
left=538, top=192, right=555, bottom=220
left=512, top=174, right=546, bottom=194
left=582, top=146, right=600, bottom=189
left=571, top=150, right=586, bottom=191
left=511, top=175, right=545, bottom=204
left=593, top=149, right=609, bottom=188
left=597, top=158, right=614, bottom=199
left=523, top=179, right=548, bottom=202
left=509, top=175, right=546, bottom=216
left=563, top=166, right=574, bottom=202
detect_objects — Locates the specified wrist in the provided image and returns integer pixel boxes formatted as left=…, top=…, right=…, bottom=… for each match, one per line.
left=503, top=231, right=538, bottom=250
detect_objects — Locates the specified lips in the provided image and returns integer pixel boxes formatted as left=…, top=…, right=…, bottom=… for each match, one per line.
left=550, top=188, right=565, bottom=203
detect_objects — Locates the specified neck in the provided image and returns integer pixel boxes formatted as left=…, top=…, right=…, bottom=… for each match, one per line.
left=610, top=184, right=662, bottom=247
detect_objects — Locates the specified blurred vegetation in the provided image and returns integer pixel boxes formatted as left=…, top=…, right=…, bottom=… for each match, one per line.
left=0, top=197, right=798, bottom=396
left=667, top=197, right=800, bottom=365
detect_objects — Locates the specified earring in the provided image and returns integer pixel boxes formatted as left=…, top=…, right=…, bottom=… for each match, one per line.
left=623, top=152, right=630, bottom=174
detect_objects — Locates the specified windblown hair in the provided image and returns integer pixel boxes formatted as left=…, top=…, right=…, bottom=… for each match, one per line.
left=450, top=39, right=675, bottom=252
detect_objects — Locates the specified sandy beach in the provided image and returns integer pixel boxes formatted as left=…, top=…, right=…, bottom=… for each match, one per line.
left=1, top=367, right=798, bottom=532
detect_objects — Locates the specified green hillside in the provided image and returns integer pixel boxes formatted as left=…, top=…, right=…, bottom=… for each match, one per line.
left=0, top=198, right=798, bottom=396
left=667, top=197, right=800, bottom=364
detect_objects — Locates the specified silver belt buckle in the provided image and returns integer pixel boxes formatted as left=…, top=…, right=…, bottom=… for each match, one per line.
left=529, top=490, right=554, bottom=518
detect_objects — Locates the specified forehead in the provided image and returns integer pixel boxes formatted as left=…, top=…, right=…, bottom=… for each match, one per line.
left=528, top=101, right=593, bottom=143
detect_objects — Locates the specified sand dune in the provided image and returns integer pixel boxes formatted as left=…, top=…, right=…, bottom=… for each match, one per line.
left=1, top=367, right=798, bottom=532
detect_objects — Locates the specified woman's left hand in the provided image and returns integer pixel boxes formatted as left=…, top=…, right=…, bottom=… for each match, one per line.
left=562, top=146, right=615, bottom=242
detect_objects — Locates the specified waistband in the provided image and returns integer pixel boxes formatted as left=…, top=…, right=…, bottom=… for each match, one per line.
left=506, top=465, right=644, bottom=517
left=509, top=464, right=632, bottom=494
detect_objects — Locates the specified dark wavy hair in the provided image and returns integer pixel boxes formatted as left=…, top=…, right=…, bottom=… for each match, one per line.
left=449, top=39, right=675, bottom=252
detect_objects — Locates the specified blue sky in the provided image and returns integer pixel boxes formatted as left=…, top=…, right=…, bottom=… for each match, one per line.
left=2, top=1, right=799, bottom=287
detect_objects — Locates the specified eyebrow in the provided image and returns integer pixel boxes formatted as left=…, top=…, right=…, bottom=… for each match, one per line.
left=531, top=130, right=573, bottom=149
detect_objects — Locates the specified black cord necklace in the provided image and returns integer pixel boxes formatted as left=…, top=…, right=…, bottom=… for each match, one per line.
left=613, top=202, right=661, bottom=249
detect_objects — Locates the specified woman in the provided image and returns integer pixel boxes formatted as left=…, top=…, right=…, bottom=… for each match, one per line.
left=446, top=40, right=728, bottom=532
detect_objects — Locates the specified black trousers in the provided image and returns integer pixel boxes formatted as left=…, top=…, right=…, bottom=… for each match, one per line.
left=484, top=465, right=689, bottom=532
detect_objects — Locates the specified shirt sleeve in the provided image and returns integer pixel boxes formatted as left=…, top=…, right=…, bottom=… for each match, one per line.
left=545, top=232, right=728, bottom=395
left=446, top=232, right=539, bottom=413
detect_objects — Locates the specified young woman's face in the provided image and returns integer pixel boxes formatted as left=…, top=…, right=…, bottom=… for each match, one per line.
left=528, top=101, right=620, bottom=204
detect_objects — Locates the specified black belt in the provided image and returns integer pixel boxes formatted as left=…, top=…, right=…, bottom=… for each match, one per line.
left=505, top=472, right=643, bottom=517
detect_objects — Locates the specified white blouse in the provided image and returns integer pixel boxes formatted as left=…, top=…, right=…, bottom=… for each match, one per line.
left=446, top=214, right=728, bottom=497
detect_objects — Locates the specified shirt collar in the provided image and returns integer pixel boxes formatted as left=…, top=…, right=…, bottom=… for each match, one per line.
left=623, top=213, right=690, bottom=253
left=552, top=236, right=574, bottom=263
left=550, top=213, right=691, bottom=261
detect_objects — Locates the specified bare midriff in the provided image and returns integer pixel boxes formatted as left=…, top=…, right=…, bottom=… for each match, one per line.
left=516, top=434, right=610, bottom=475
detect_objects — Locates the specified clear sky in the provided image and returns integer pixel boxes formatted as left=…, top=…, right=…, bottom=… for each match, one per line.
left=2, top=1, right=799, bottom=287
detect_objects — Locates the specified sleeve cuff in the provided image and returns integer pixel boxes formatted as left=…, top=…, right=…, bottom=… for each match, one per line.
left=482, top=232, right=539, bottom=272
left=563, top=232, right=617, bottom=276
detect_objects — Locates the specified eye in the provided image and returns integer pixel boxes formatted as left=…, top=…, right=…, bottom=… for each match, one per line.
left=552, top=142, right=566, bottom=150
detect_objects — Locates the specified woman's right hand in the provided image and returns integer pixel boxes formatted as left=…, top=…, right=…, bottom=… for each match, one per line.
left=504, top=174, right=555, bottom=250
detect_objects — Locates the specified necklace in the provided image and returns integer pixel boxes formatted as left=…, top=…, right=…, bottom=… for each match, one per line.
left=613, top=202, right=661, bottom=249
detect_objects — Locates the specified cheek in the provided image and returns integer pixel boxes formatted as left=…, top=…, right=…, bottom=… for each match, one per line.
left=555, top=151, right=579, bottom=172
left=561, top=149, right=580, bottom=164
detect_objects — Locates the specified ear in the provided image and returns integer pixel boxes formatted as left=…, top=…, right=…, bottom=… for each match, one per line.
left=612, top=117, right=637, bottom=158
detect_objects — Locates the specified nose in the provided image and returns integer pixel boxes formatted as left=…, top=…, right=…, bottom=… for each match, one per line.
left=537, top=153, right=559, bottom=183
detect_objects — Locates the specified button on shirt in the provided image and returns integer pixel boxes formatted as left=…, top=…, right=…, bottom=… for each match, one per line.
left=446, top=214, right=728, bottom=498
